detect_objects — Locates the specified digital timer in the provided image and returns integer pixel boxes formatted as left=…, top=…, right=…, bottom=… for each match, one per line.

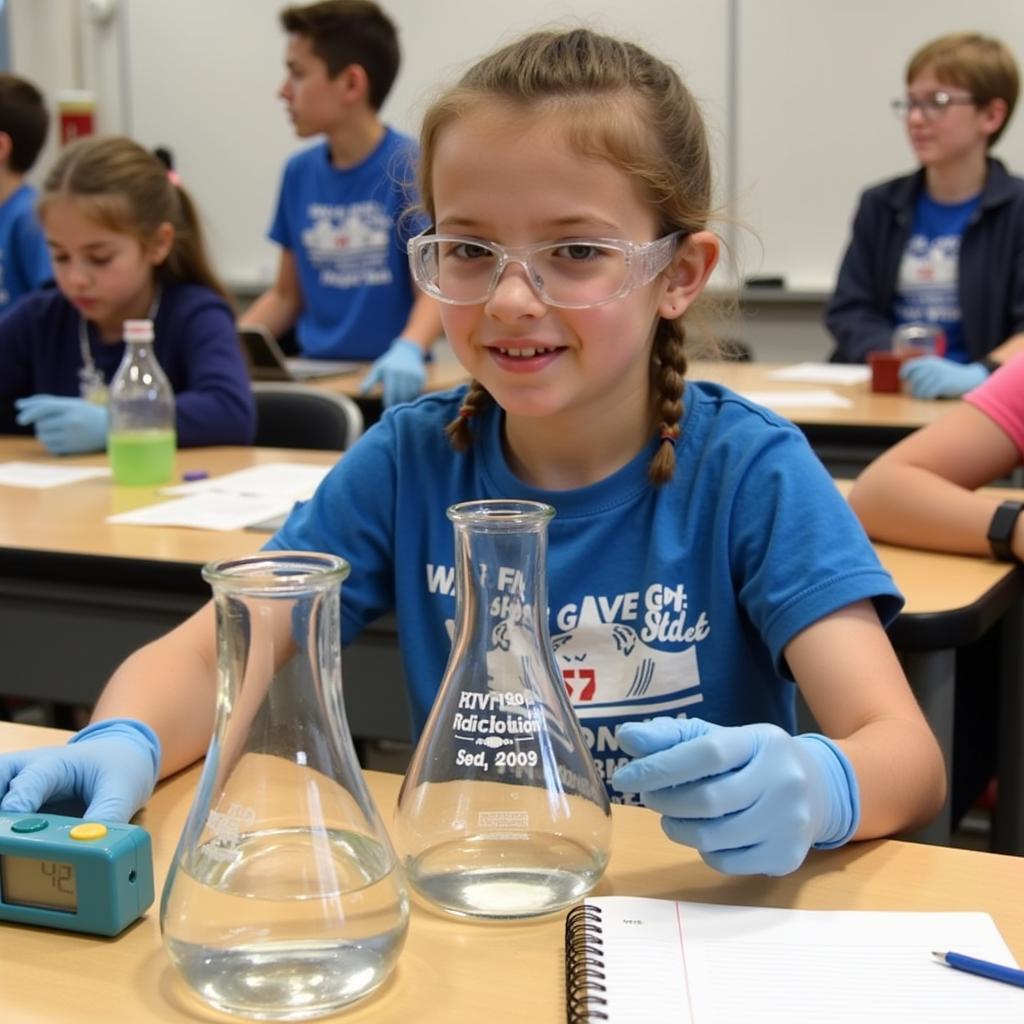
left=0, top=812, right=153, bottom=936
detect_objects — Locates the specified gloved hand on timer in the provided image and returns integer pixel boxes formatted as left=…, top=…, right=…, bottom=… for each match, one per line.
left=899, top=356, right=988, bottom=399
left=0, top=719, right=161, bottom=823
left=359, top=337, right=426, bottom=407
left=611, top=717, right=860, bottom=876
left=15, top=395, right=109, bottom=454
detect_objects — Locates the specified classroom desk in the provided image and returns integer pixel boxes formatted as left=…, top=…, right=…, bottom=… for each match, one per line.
left=689, top=360, right=950, bottom=474
left=1, top=721, right=1022, bottom=1024
left=310, top=356, right=469, bottom=400
left=304, top=350, right=469, bottom=429
left=0, top=439, right=409, bottom=744
left=833, top=481, right=1024, bottom=853
left=2, top=440, right=1022, bottom=851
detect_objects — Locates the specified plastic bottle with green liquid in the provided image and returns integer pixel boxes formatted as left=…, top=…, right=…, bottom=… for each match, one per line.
left=107, top=318, right=176, bottom=485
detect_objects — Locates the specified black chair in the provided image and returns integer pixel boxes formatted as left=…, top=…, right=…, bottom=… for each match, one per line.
left=251, top=382, right=364, bottom=451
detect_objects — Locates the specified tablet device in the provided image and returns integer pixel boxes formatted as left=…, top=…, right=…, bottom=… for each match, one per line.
left=238, top=325, right=360, bottom=381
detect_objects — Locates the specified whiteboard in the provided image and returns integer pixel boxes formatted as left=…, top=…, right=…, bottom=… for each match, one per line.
left=122, top=0, right=729, bottom=289
left=734, top=0, right=1024, bottom=290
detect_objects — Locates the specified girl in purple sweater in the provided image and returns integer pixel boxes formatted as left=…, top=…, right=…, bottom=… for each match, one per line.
left=0, top=135, right=254, bottom=452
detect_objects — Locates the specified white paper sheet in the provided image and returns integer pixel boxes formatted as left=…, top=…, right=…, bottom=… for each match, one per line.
left=739, top=389, right=853, bottom=410
left=106, top=492, right=299, bottom=531
left=584, top=897, right=1022, bottom=1024
left=0, top=461, right=111, bottom=488
left=160, top=462, right=331, bottom=499
left=105, top=462, right=332, bottom=531
left=765, top=362, right=871, bottom=385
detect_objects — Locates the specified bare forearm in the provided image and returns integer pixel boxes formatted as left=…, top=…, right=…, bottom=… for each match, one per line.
left=790, top=603, right=946, bottom=841
left=849, top=463, right=1006, bottom=556
left=91, top=605, right=217, bottom=778
left=986, top=332, right=1024, bottom=366
left=837, top=716, right=946, bottom=839
left=238, top=288, right=301, bottom=342
left=399, top=293, right=442, bottom=352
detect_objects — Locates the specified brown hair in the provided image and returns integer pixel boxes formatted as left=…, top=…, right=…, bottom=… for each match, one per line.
left=280, top=0, right=400, bottom=111
left=38, top=135, right=230, bottom=304
left=907, top=32, right=1019, bottom=147
left=419, top=28, right=715, bottom=484
left=0, top=73, right=49, bottom=173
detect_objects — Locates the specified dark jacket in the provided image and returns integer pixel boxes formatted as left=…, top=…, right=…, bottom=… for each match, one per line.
left=826, top=158, right=1024, bottom=363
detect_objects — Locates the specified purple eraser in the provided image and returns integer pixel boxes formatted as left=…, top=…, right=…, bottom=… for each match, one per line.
left=183, top=470, right=209, bottom=482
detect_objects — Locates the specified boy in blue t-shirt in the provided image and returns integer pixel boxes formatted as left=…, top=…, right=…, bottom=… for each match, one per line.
left=239, top=1, right=441, bottom=407
left=827, top=33, right=1024, bottom=397
left=0, top=74, right=52, bottom=312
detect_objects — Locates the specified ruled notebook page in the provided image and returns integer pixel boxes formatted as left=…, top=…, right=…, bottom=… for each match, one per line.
left=589, top=898, right=1022, bottom=1024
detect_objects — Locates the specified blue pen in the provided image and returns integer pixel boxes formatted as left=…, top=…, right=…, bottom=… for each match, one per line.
left=932, top=951, right=1024, bottom=989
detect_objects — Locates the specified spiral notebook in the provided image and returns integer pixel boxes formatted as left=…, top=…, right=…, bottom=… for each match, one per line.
left=565, top=896, right=1022, bottom=1023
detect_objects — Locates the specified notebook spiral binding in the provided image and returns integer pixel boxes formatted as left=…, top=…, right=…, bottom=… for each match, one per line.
left=565, top=903, right=608, bottom=1022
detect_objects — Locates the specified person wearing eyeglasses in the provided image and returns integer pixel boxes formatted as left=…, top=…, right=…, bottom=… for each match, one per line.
left=0, top=29, right=945, bottom=877
left=826, top=33, right=1024, bottom=397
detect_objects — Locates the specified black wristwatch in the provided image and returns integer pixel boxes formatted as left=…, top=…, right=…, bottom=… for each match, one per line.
left=986, top=500, right=1024, bottom=562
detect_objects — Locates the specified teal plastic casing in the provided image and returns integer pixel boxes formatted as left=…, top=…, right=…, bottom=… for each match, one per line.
left=0, top=812, right=154, bottom=936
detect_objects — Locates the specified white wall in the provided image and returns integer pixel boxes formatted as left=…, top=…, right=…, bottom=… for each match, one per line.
left=7, top=1, right=1024, bottom=299
left=7, top=0, right=730, bottom=288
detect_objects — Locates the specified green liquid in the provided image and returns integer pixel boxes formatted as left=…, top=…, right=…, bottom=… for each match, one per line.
left=108, top=430, right=177, bottom=486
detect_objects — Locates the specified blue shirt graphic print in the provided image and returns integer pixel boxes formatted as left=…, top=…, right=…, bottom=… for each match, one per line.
left=268, top=384, right=902, bottom=804
left=893, top=190, right=981, bottom=362
left=269, top=128, right=426, bottom=360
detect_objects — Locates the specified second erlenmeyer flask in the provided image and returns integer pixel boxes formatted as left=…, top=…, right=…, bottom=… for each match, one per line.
left=161, top=552, right=408, bottom=1021
left=395, top=500, right=612, bottom=920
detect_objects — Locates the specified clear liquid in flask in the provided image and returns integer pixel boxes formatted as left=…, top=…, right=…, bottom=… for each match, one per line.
left=163, top=827, right=408, bottom=1021
left=406, top=830, right=607, bottom=919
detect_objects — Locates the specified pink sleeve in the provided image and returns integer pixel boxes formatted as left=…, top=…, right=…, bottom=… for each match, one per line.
left=963, top=353, right=1024, bottom=459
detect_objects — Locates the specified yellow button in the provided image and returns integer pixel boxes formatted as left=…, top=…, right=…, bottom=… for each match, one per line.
left=69, top=822, right=108, bottom=841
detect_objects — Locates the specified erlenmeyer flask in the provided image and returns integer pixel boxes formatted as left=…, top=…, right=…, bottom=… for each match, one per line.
left=161, top=553, right=409, bottom=1021
left=395, top=500, right=612, bottom=920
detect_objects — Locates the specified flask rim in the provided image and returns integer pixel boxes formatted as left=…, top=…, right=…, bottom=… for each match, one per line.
left=446, top=499, right=555, bottom=528
left=201, top=551, right=350, bottom=594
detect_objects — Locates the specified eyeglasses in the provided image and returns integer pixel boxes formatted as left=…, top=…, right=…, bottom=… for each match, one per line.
left=407, top=230, right=684, bottom=309
left=891, top=91, right=979, bottom=121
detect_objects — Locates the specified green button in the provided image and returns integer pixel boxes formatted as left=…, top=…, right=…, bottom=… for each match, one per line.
left=11, top=817, right=48, bottom=833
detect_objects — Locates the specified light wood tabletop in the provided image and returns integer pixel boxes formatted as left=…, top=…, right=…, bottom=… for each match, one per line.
left=0, top=722, right=1022, bottom=1023
left=0, top=438, right=338, bottom=564
left=308, top=356, right=469, bottom=399
left=0, top=437, right=1013, bottom=619
left=1, top=439, right=1014, bottom=636
left=689, top=360, right=953, bottom=430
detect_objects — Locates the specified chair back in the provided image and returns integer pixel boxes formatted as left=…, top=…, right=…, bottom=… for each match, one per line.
left=252, top=383, right=364, bottom=451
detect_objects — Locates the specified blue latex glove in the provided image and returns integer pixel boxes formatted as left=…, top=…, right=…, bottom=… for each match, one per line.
left=15, top=394, right=109, bottom=454
left=359, top=337, right=426, bottom=407
left=611, top=717, right=859, bottom=876
left=898, top=356, right=988, bottom=399
left=0, top=719, right=161, bottom=823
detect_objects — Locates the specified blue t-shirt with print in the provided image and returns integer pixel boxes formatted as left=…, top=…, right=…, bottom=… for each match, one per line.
left=267, top=384, right=902, bottom=803
left=893, top=190, right=982, bottom=362
left=269, top=129, right=426, bottom=360
left=0, top=183, right=51, bottom=312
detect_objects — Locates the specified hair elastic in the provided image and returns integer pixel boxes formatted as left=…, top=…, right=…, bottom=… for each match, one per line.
left=660, top=426, right=679, bottom=446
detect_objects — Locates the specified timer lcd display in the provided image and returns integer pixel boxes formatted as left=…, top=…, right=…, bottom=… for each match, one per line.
left=1, top=854, right=78, bottom=911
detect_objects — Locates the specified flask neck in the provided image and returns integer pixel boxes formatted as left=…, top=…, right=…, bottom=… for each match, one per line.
left=450, top=504, right=554, bottom=653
